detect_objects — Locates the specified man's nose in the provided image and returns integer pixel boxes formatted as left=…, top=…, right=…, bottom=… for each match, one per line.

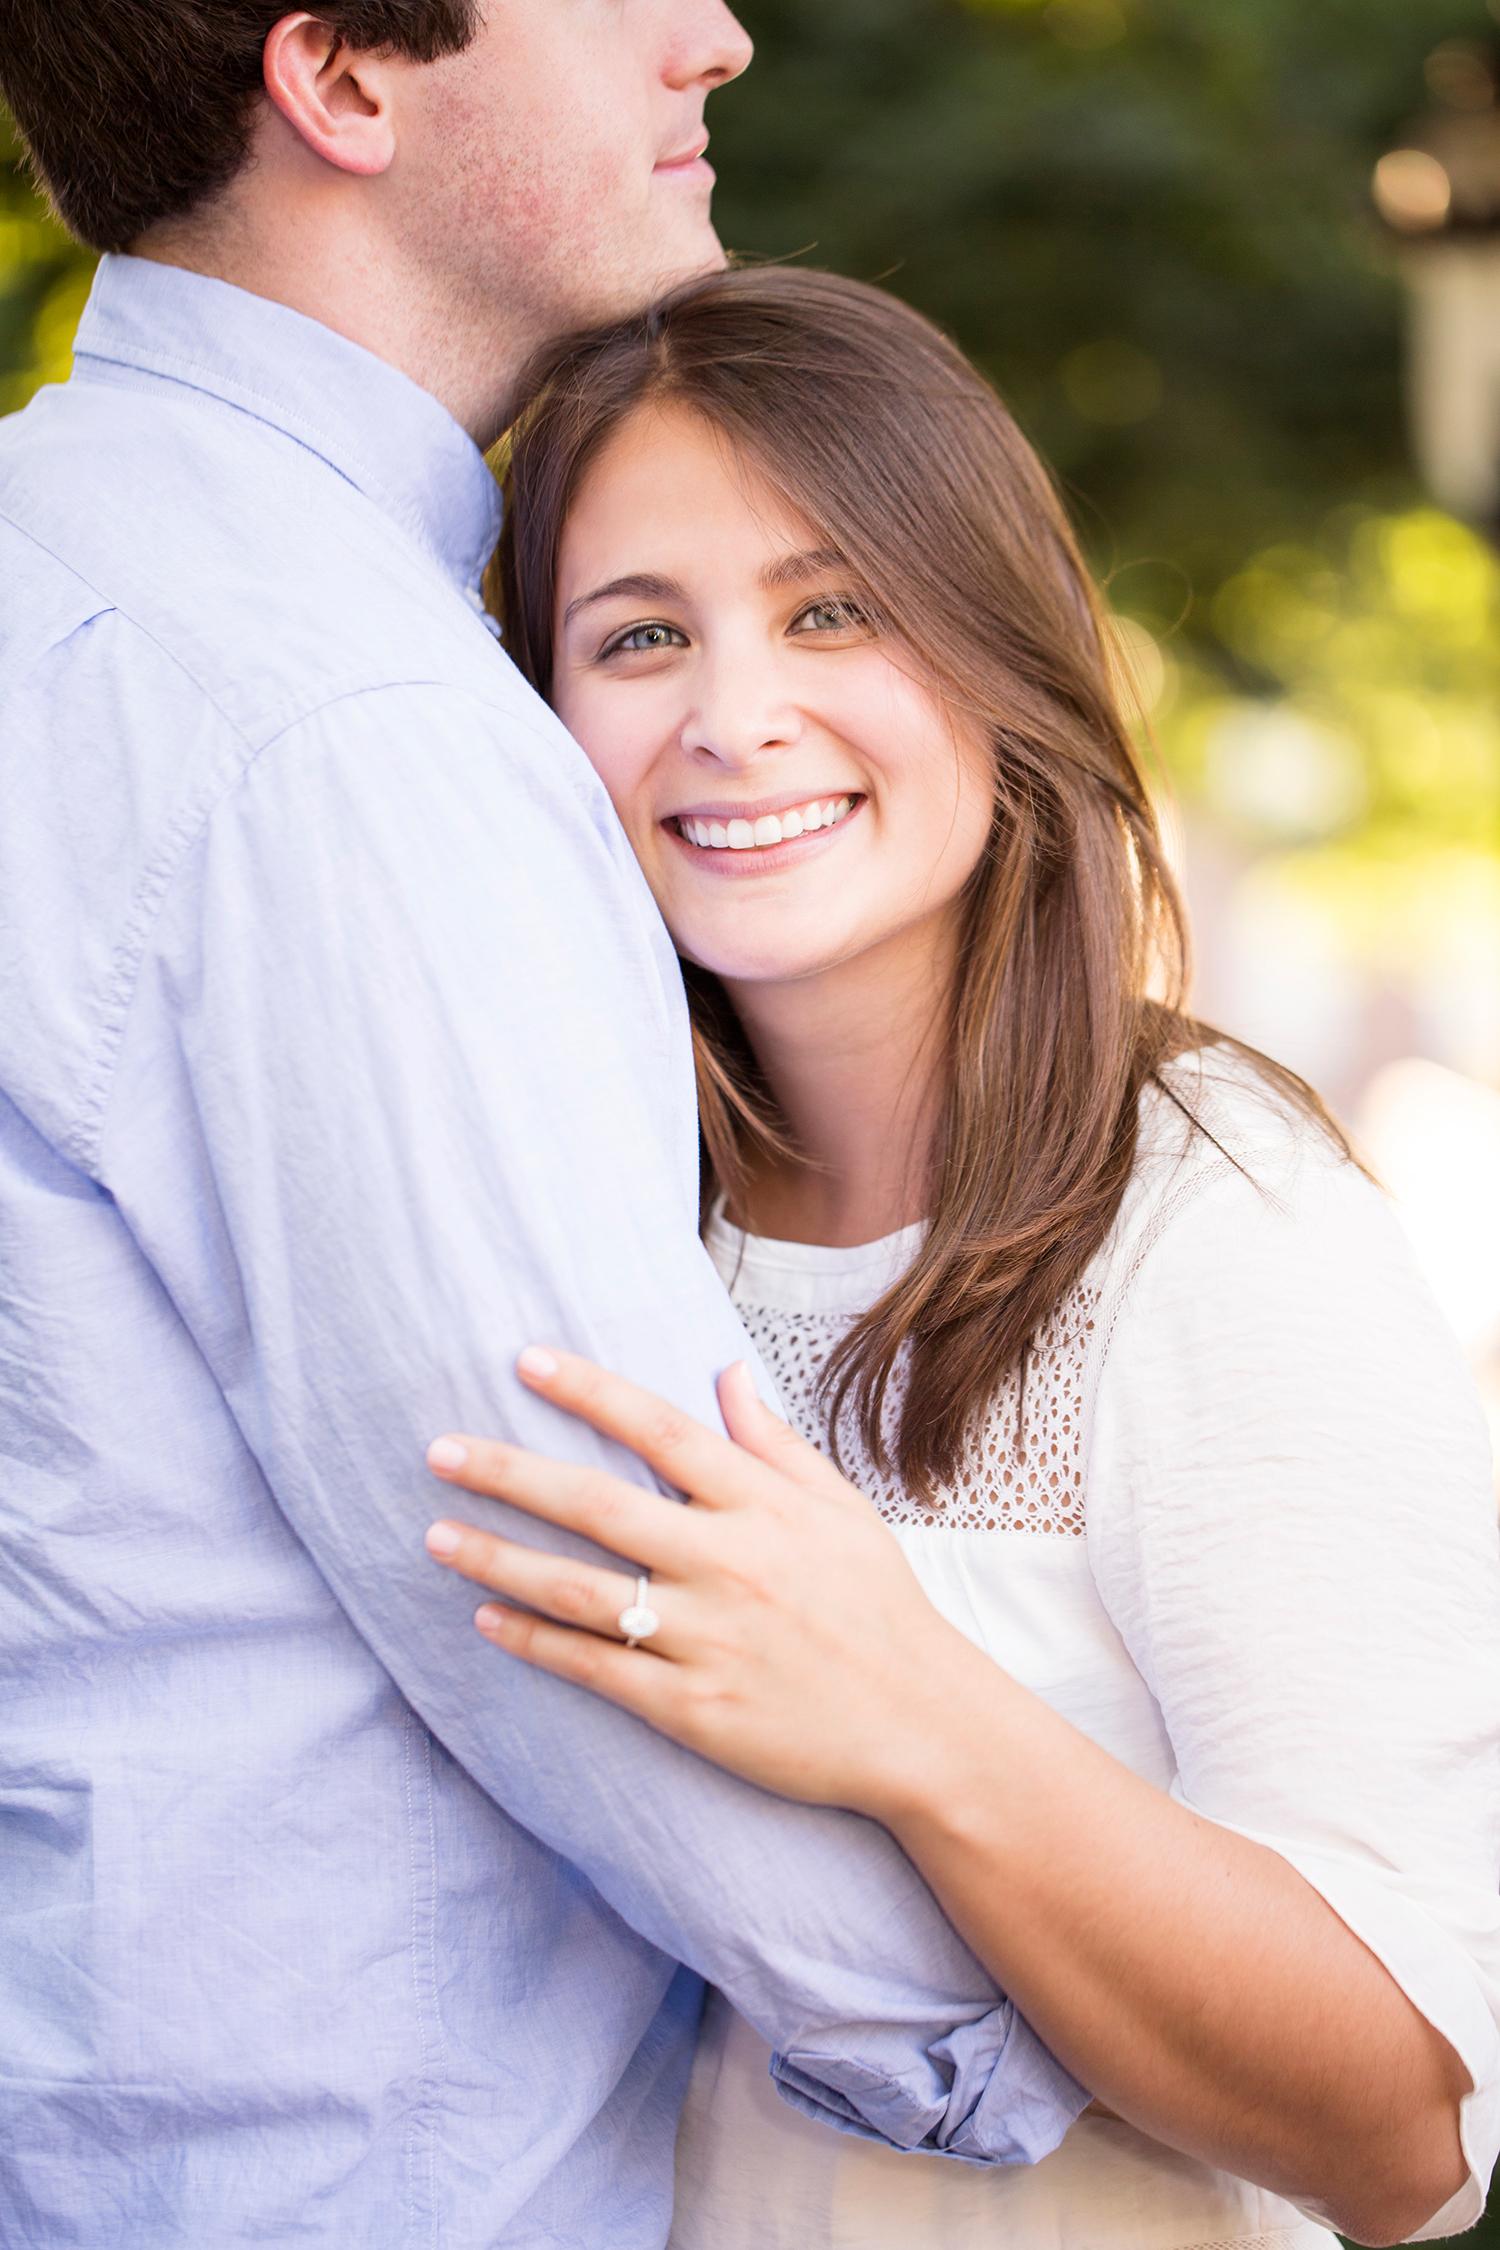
left=667, top=0, right=754, bottom=92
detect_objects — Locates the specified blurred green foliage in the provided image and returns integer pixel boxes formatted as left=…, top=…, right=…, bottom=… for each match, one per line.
left=1166, top=503, right=1500, bottom=861
left=1156, top=503, right=1500, bottom=1028
left=0, top=108, right=92, bottom=417
left=708, top=0, right=1497, bottom=631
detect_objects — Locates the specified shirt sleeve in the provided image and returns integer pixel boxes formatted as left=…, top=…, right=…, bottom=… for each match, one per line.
left=98, top=679, right=1087, bottom=2167
left=1086, top=1091, right=1500, bottom=2239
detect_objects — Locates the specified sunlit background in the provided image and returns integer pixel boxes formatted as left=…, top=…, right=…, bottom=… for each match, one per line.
left=1, top=9, right=1496, bottom=1448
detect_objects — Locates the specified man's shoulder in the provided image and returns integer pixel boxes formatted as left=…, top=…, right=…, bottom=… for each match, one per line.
left=0, top=376, right=517, bottom=747
left=0, top=380, right=613, bottom=1170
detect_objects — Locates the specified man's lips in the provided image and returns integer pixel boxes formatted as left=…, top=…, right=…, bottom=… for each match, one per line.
left=655, top=132, right=711, bottom=173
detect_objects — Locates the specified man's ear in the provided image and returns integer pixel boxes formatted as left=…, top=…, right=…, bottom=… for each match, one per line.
left=262, top=12, right=398, bottom=178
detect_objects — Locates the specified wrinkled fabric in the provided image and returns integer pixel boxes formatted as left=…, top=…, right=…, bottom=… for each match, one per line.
left=0, top=255, right=1085, bottom=2249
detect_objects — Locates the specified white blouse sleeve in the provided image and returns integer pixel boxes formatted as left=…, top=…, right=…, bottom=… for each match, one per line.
left=1085, top=1080, right=1500, bottom=2240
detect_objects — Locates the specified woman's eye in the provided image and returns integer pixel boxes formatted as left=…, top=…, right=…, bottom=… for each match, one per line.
left=605, top=621, right=687, bottom=656
left=792, top=599, right=870, bottom=637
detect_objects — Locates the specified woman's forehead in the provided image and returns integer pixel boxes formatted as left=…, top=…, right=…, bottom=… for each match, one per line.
left=558, top=407, right=826, bottom=596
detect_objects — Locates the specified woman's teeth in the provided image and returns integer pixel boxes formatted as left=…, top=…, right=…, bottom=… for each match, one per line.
left=678, top=795, right=855, bottom=851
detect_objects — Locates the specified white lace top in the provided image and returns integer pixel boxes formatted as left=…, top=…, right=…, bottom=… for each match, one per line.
left=670, top=1056, right=1500, bottom=2250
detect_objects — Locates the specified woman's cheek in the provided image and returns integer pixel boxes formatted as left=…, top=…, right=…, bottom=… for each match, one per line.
left=564, top=699, right=650, bottom=813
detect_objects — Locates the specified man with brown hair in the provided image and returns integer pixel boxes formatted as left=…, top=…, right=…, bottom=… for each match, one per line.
left=0, top=9, right=1084, bottom=2243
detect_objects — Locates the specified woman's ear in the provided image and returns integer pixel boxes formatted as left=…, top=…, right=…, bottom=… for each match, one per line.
left=262, top=12, right=398, bottom=178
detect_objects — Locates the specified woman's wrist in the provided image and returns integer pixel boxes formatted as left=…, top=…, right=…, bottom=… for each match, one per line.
left=851, top=1623, right=1042, bottom=1835
left=863, top=1640, right=1131, bottom=1951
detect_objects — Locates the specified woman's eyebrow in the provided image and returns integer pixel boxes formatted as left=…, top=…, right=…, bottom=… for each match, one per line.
left=760, top=546, right=849, bottom=590
left=562, top=572, right=685, bottom=626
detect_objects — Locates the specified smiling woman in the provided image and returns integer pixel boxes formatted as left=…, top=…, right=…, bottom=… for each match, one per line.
left=545, top=394, right=1001, bottom=1263
left=496, top=269, right=1231, bottom=1443
left=456, top=267, right=1500, bottom=2250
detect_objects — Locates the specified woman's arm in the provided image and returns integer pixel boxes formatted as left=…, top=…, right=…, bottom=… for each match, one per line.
left=425, top=1334, right=1474, bottom=2245
left=872, top=1643, right=1470, bottom=2247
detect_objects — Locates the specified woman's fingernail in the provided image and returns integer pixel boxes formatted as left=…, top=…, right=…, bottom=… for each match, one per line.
left=427, top=1437, right=469, bottom=1473
left=425, top=1521, right=462, bottom=1558
left=475, top=1603, right=509, bottom=1633
left=725, top=1359, right=766, bottom=1407
left=517, top=1346, right=560, bottom=1381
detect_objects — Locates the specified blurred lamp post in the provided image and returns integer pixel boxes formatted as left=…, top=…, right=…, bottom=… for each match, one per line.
left=1375, top=40, right=1500, bottom=525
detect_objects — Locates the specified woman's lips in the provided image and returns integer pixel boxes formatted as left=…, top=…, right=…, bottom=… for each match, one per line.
left=675, top=794, right=857, bottom=852
left=664, top=794, right=863, bottom=873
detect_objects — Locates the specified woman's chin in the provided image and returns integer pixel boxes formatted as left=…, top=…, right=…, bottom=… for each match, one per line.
left=671, top=932, right=851, bottom=989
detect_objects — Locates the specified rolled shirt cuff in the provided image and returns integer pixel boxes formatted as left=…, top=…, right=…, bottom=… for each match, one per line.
left=770, top=1999, right=1090, bottom=2166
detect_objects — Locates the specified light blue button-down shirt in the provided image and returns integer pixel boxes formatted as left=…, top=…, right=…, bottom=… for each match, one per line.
left=0, top=255, right=1084, bottom=2247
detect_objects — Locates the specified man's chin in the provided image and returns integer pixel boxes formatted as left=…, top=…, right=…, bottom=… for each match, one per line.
left=581, top=230, right=729, bottom=331
left=657, top=237, right=732, bottom=289
left=645, top=211, right=733, bottom=299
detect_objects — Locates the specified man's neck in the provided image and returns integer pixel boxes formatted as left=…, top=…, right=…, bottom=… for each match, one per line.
left=135, top=198, right=524, bottom=449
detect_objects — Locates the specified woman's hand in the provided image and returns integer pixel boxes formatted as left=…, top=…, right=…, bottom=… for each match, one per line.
left=422, top=1346, right=1470, bottom=2243
left=423, top=1346, right=989, bottom=1816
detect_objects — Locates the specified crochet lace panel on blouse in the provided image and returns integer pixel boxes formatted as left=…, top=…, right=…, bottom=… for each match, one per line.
left=734, top=1277, right=1099, bottom=1535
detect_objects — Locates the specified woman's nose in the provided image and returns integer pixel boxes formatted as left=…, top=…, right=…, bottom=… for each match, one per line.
left=680, top=647, right=802, bottom=767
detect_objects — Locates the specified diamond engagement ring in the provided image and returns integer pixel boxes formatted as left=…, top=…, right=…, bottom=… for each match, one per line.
left=617, top=1577, right=660, bottom=1649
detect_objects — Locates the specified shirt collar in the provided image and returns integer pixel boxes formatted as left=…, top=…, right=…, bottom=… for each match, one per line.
left=72, top=253, right=503, bottom=602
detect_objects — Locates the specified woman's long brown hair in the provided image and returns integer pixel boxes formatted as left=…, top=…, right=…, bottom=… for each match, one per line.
left=492, top=265, right=1347, bottom=1500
